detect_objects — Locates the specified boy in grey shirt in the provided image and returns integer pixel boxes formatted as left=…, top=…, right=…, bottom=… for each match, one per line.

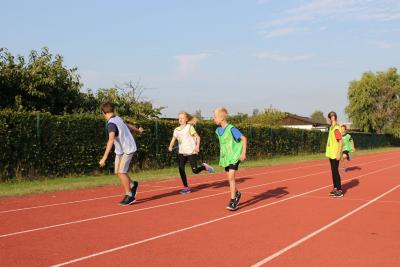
left=99, top=102, right=144, bottom=206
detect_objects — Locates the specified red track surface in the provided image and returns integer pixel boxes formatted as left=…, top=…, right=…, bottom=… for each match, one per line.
left=1, top=150, right=399, bottom=267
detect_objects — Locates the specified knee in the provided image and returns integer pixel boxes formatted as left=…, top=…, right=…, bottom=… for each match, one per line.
left=228, top=175, right=235, bottom=182
left=192, top=168, right=200, bottom=174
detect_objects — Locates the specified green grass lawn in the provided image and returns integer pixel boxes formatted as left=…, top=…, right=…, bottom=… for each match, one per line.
left=1, top=147, right=399, bottom=198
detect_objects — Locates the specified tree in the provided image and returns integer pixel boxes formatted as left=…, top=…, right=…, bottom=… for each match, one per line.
left=252, top=108, right=259, bottom=116
left=0, top=47, right=83, bottom=114
left=249, top=106, right=285, bottom=126
left=230, top=112, right=249, bottom=124
left=193, top=109, right=203, bottom=120
left=345, top=68, right=400, bottom=133
left=93, top=81, right=163, bottom=120
left=0, top=48, right=164, bottom=119
left=311, top=110, right=326, bottom=124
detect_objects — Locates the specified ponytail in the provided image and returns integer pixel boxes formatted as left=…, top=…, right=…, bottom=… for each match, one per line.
left=179, top=112, right=198, bottom=125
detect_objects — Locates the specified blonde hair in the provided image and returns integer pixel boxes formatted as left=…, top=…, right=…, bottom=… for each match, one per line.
left=214, top=107, right=229, bottom=119
left=179, top=112, right=198, bottom=125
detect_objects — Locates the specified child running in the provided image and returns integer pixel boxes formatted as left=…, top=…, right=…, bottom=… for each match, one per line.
left=326, top=111, right=344, bottom=198
left=168, top=112, right=215, bottom=194
left=99, top=101, right=144, bottom=206
left=214, top=107, right=247, bottom=211
left=341, top=125, right=356, bottom=172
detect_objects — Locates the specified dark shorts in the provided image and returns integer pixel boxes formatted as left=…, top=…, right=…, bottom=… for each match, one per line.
left=342, top=151, right=350, bottom=160
left=224, top=161, right=240, bottom=172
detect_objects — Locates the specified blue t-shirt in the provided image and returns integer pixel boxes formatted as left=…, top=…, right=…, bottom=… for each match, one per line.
left=107, top=115, right=119, bottom=137
left=217, top=126, right=243, bottom=142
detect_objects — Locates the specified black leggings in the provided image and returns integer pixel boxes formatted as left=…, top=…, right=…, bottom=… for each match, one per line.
left=329, top=159, right=342, bottom=190
left=178, top=154, right=206, bottom=187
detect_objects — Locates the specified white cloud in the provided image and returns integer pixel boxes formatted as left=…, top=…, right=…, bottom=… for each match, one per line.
left=368, top=40, right=394, bottom=49
left=259, top=27, right=306, bottom=38
left=319, top=26, right=328, bottom=31
left=175, top=53, right=209, bottom=78
left=255, top=52, right=312, bottom=62
left=259, top=0, right=400, bottom=38
left=257, top=0, right=272, bottom=4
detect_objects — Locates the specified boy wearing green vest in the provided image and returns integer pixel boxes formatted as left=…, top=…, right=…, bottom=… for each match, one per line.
left=214, top=107, right=247, bottom=211
left=326, top=111, right=344, bottom=198
left=341, top=125, right=355, bottom=172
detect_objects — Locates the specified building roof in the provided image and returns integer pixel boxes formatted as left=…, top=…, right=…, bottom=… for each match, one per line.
left=281, top=113, right=329, bottom=127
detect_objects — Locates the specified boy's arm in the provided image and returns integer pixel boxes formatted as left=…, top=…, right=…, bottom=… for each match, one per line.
left=99, top=132, right=115, bottom=167
left=168, top=137, right=177, bottom=152
left=240, top=135, right=247, bottom=161
left=127, top=123, right=144, bottom=134
left=352, top=140, right=356, bottom=151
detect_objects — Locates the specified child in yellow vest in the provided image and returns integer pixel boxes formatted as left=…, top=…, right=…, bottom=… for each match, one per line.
left=214, top=107, right=247, bottom=211
left=326, top=111, right=344, bottom=198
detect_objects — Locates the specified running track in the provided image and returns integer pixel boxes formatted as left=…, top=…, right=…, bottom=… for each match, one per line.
left=1, top=150, right=399, bottom=266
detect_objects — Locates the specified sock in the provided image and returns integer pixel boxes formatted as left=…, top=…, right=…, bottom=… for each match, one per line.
left=126, top=192, right=133, bottom=197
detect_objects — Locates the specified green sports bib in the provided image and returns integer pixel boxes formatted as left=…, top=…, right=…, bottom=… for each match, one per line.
left=216, top=124, right=243, bottom=167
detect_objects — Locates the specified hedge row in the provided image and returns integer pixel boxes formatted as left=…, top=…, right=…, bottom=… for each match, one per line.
left=0, top=111, right=399, bottom=180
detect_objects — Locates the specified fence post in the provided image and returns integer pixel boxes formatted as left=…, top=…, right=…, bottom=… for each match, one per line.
left=36, top=113, right=41, bottom=144
left=155, top=120, right=159, bottom=155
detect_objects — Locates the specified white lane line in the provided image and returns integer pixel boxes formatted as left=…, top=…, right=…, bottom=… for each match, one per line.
left=0, top=162, right=327, bottom=214
left=50, top=163, right=400, bottom=267
left=152, top=151, right=400, bottom=185
left=300, top=195, right=400, bottom=205
left=1, top=156, right=398, bottom=237
left=251, top=184, right=400, bottom=267
left=0, top=170, right=329, bottom=238
left=0, top=187, right=177, bottom=214
left=1, top=153, right=397, bottom=214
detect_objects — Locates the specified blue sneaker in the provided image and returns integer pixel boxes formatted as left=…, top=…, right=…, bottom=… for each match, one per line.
left=202, top=163, right=215, bottom=173
left=179, top=187, right=191, bottom=194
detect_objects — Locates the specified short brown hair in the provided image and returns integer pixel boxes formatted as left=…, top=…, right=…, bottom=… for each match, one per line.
left=328, top=111, right=337, bottom=120
left=100, top=101, right=115, bottom=114
left=341, top=124, right=347, bottom=130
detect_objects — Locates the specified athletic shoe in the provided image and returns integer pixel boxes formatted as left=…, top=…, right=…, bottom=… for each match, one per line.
left=330, top=188, right=337, bottom=196
left=179, top=187, right=191, bottom=194
left=235, top=191, right=242, bottom=205
left=226, top=199, right=238, bottom=211
left=131, top=181, right=139, bottom=198
left=334, top=190, right=344, bottom=198
left=202, top=163, right=215, bottom=173
left=342, top=167, right=347, bottom=172
left=119, top=195, right=136, bottom=206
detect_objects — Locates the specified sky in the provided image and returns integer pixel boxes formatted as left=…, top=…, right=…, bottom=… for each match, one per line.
left=1, top=0, right=400, bottom=121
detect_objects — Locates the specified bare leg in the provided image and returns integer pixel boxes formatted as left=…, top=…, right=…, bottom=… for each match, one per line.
left=118, top=173, right=132, bottom=194
left=227, top=169, right=237, bottom=199
left=342, top=154, right=347, bottom=168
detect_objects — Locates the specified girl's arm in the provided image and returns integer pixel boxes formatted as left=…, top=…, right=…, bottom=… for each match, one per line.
left=240, top=135, right=247, bottom=161
left=168, top=137, right=177, bottom=152
left=194, top=133, right=200, bottom=153
left=99, top=132, right=115, bottom=167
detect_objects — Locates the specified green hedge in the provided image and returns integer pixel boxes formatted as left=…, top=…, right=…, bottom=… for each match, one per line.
left=0, top=111, right=398, bottom=180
